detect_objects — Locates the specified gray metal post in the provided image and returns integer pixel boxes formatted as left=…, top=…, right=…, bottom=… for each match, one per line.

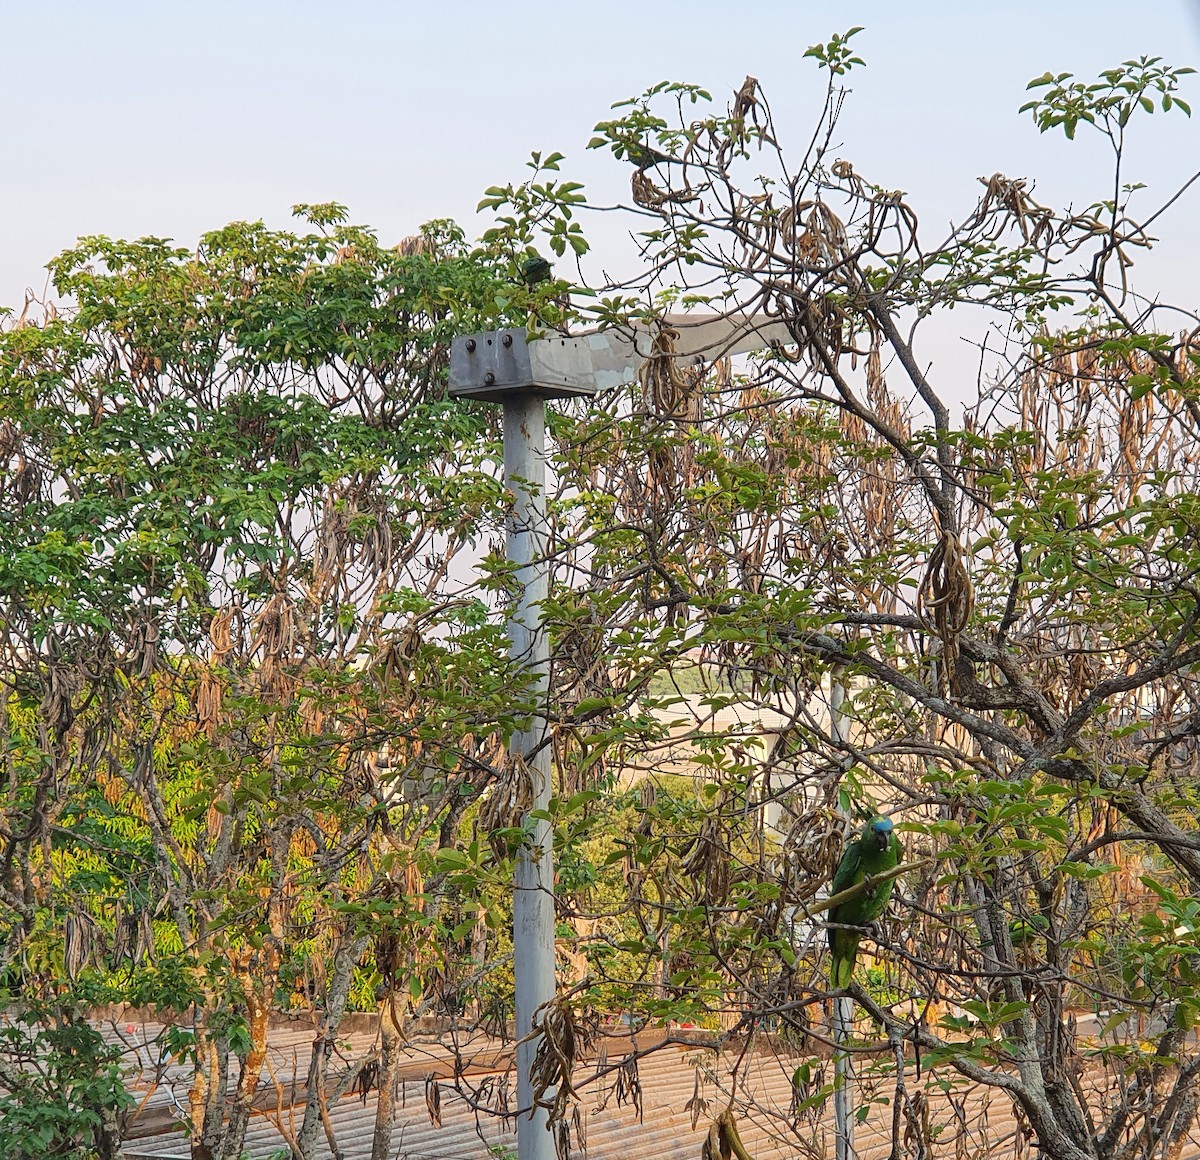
left=449, top=329, right=595, bottom=1160
left=830, top=666, right=854, bottom=1160
left=505, top=394, right=556, bottom=1160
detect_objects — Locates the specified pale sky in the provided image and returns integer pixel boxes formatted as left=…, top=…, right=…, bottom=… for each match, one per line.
left=4, top=1, right=1199, bottom=322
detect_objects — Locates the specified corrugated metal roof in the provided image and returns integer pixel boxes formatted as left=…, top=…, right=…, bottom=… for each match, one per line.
left=116, top=1023, right=1200, bottom=1160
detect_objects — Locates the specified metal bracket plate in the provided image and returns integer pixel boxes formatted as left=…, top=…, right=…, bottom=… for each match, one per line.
left=448, top=329, right=596, bottom=401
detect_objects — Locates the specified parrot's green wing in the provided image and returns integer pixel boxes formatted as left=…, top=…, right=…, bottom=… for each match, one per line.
left=830, top=839, right=864, bottom=896
left=828, top=837, right=865, bottom=990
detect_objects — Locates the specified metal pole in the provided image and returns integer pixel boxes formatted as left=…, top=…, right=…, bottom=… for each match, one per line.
left=504, top=393, right=556, bottom=1160
left=830, top=666, right=854, bottom=1160
left=834, top=995, right=853, bottom=1160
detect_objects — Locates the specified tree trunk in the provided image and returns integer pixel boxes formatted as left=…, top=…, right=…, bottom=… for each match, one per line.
left=296, top=934, right=366, bottom=1158
left=191, top=1021, right=229, bottom=1160
left=370, top=999, right=402, bottom=1160
left=218, top=967, right=272, bottom=1160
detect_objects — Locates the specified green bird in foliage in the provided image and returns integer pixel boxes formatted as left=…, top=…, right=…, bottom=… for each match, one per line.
left=827, top=816, right=903, bottom=990
left=1008, top=914, right=1049, bottom=948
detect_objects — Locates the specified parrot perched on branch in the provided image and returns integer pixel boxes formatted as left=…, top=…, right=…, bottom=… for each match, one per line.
left=1008, top=914, right=1050, bottom=948
left=827, top=816, right=903, bottom=990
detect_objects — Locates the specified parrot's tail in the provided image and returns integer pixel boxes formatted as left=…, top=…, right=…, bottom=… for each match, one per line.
left=829, top=932, right=860, bottom=990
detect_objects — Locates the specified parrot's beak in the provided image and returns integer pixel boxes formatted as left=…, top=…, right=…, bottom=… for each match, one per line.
left=875, top=831, right=889, bottom=851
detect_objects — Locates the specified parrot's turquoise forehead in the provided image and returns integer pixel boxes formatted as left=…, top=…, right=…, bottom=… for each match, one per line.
left=871, top=817, right=894, bottom=832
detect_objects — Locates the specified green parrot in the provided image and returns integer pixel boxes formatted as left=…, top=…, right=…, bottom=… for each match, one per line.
left=1008, top=914, right=1050, bottom=948
left=827, top=816, right=903, bottom=990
